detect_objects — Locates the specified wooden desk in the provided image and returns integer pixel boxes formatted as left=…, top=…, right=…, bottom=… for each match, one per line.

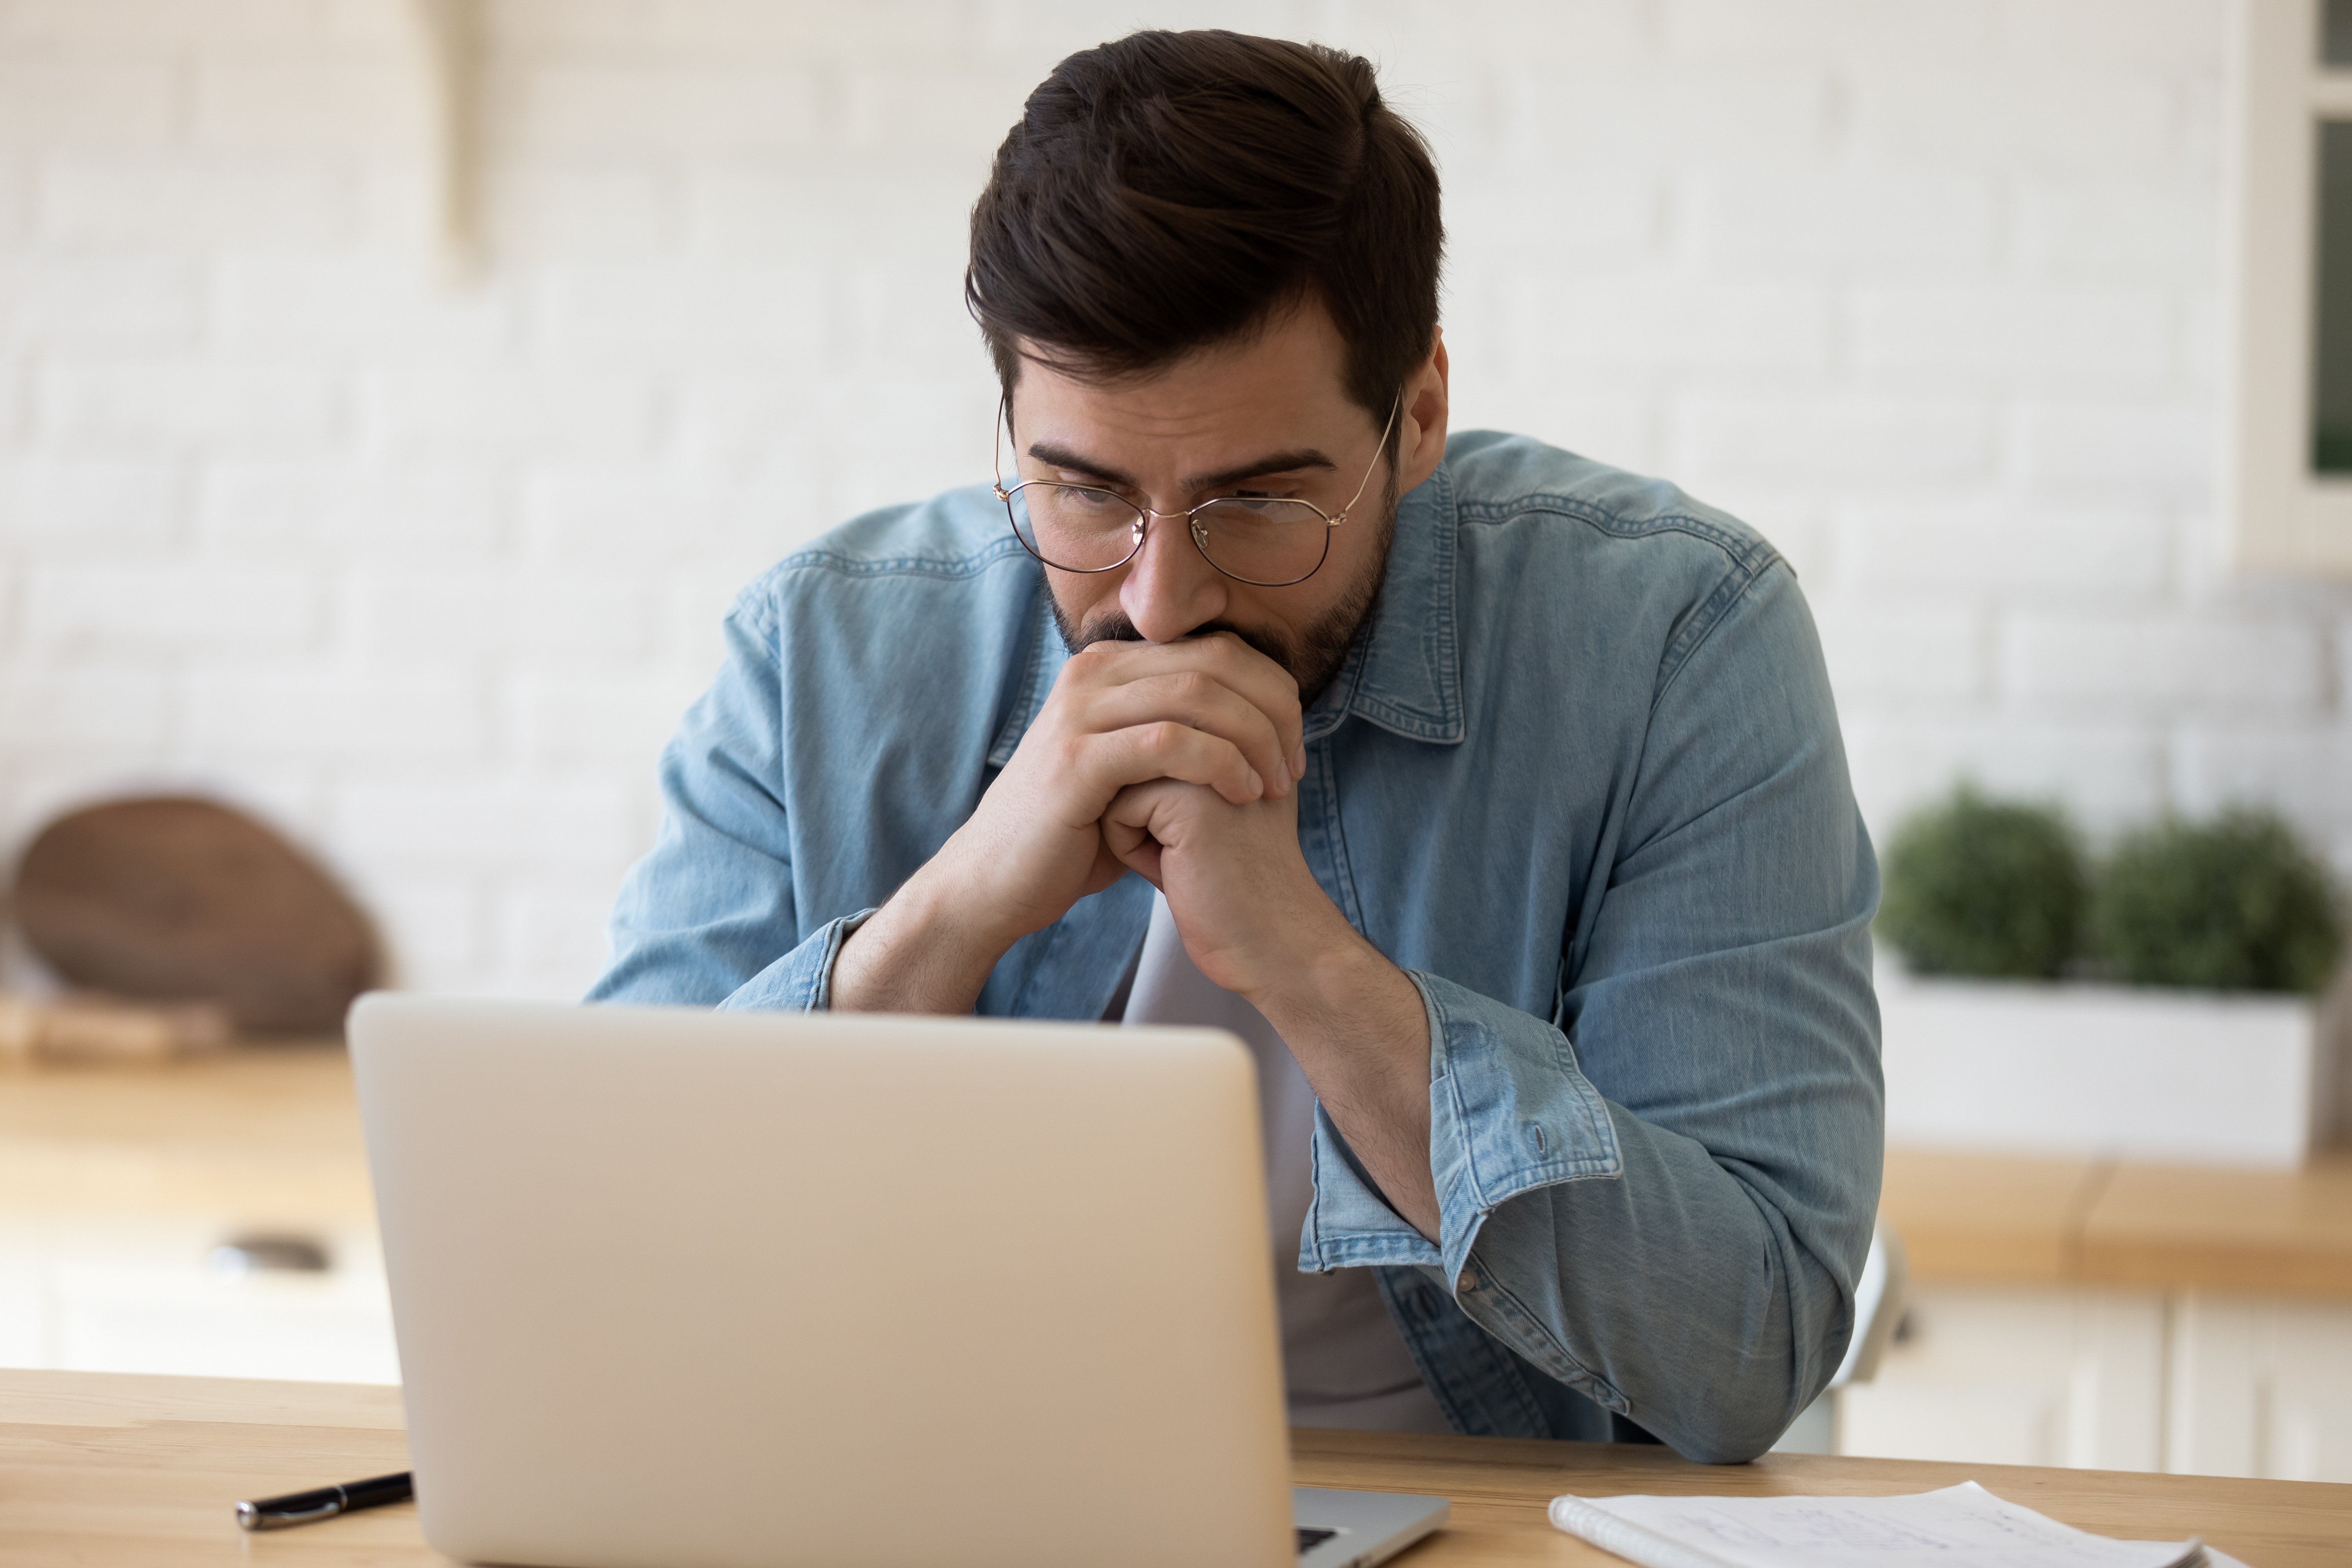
left=6, top=1370, right=2348, bottom=1566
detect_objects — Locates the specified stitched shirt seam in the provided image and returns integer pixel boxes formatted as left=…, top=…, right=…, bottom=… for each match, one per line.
left=770, top=535, right=1029, bottom=583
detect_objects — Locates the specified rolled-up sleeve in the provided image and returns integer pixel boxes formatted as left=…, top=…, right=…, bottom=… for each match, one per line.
left=1302, top=560, right=1883, bottom=1464
left=711, top=908, right=876, bottom=1012
left=1298, top=970, right=1623, bottom=1278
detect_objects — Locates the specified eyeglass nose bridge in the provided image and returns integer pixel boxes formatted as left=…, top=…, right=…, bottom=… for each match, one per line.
left=1135, top=505, right=1250, bottom=570
left=1113, top=502, right=1217, bottom=563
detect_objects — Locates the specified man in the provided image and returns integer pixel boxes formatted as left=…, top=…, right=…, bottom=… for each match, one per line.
left=591, top=29, right=1881, bottom=1463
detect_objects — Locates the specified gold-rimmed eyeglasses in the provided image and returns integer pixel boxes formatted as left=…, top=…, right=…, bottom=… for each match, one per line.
left=992, top=395, right=1400, bottom=588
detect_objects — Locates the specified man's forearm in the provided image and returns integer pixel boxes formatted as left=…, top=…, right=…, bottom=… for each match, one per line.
left=1462, top=1096, right=1858, bottom=1462
left=1292, top=955, right=1882, bottom=1464
left=1253, top=931, right=1440, bottom=1238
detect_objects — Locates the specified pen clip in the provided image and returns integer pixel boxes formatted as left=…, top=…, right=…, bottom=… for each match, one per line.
left=235, top=1495, right=342, bottom=1531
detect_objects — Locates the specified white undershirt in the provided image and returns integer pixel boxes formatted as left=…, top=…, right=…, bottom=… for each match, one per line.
left=1119, top=892, right=1449, bottom=1433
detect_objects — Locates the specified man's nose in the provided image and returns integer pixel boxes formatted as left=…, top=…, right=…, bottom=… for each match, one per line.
left=1117, top=510, right=1228, bottom=644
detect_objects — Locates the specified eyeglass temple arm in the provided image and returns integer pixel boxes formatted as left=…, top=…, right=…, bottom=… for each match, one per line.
left=1330, top=395, right=1404, bottom=527
left=992, top=393, right=1011, bottom=497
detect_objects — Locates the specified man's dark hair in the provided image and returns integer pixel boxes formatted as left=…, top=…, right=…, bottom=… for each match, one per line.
left=966, top=30, right=1442, bottom=426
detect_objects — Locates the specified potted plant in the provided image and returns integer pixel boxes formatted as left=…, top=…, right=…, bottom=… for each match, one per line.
left=1876, top=790, right=2349, bottom=1168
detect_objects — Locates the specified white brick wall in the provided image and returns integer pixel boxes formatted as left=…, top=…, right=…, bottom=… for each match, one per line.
left=0, top=0, right=2345, bottom=1001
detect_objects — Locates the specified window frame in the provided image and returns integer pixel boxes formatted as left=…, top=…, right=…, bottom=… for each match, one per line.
left=2231, top=0, right=2352, bottom=576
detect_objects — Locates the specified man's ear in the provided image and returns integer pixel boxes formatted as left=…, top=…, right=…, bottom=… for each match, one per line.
left=1397, top=327, right=1451, bottom=492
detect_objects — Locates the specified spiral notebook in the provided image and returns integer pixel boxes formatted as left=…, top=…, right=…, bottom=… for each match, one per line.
left=1547, top=1481, right=2247, bottom=1568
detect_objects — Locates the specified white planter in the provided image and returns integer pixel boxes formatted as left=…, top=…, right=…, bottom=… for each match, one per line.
left=1878, top=968, right=2346, bottom=1169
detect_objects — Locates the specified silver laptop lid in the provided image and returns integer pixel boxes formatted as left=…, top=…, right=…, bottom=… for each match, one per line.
left=351, top=994, right=1294, bottom=1568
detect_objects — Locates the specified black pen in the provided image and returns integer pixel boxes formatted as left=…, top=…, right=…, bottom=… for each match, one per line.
left=234, top=1470, right=414, bottom=1530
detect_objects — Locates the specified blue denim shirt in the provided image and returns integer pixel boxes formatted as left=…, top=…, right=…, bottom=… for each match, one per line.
left=589, top=430, right=1884, bottom=1463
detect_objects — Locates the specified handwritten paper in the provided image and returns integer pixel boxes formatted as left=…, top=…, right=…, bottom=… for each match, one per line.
left=1547, top=1481, right=2250, bottom=1568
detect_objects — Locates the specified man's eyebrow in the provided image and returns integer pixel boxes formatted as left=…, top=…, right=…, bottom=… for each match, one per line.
left=1187, top=450, right=1336, bottom=491
left=1025, top=442, right=1137, bottom=488
left=1024, top=442, right=1338, bottom=493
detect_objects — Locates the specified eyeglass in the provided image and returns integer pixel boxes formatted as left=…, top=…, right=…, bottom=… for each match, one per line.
left=992, top=394, right=1401, bottom=588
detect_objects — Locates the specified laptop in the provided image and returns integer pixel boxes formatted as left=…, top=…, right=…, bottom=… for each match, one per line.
left=349, top=994, right=1450, bottom=1568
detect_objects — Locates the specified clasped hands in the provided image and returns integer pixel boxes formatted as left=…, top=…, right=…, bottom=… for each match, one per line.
left=978, top=630, right=1334, bottom=1002
left=831, top=629, right=1440, bottom=1236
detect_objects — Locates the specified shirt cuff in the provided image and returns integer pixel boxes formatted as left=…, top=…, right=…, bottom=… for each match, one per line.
left=714, top=908, right=879, bottom=1014
left=1298, top=969, right=1624, bottom=1285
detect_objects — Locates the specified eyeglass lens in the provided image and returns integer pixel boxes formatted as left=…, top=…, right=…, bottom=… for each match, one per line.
left=1004, top=485, right=1331, bottom=585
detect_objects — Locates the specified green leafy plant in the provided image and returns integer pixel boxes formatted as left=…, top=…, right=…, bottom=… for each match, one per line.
left=2090, top=808, right=2346, bottom=994
left=1879, top=786, right=2087, bottom=980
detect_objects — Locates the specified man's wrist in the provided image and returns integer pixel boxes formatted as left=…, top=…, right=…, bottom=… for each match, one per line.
left=1245, top=910, right=1424, bottom=1061
left=832, top=849, right=1021, bottom=1014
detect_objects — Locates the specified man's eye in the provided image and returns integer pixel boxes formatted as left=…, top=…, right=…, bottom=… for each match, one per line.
left=1215, top=492, right=1298, bottom=514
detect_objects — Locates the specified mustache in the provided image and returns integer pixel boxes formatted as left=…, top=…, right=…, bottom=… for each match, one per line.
left=1061, top=610, right=1297, bottom=673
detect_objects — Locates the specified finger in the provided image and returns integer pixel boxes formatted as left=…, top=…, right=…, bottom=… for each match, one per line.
left=1080, top=834, right=1135, bottom=900
left=1077, top=720, right=1265, bottom=807
left=1069, top=633, right=1305, bottom=779
left=1073, top=671, right=1292, bottom=799
left=1194, top=632, right=1307, bottom=780
left=1102, top=778, right=1194, bottom=869
left=1102, top=776, right=1192, bottom=827
left=1099, top=811, right=1163, bottom=887
left=1171, top=632, right=1306, bottom=782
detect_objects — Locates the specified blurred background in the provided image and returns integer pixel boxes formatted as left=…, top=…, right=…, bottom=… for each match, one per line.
left=1, top=0, right=2338, bottom=998
left=4, top=0, right=2351, bottom=1483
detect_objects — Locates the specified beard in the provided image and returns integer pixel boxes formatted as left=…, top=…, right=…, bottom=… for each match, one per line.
left=1047, top=479, right=1398, bottom=711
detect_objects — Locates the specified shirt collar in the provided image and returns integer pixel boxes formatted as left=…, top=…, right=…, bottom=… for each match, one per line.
left=1303, top=456, right=1464, bottom=746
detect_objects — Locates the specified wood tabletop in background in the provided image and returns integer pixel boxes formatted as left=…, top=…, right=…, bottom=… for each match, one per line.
left=5, top=1369, right=2349, bottom=1566
left=1882, top=1146, right=2352, bottom=1297
left=8, top=1050, right=2352, bottom=1296
left=0, top=1045, right=367, bottom=1225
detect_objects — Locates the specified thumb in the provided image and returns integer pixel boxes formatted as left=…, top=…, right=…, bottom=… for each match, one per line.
left=1101, top=813, right=1163, bottom=885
